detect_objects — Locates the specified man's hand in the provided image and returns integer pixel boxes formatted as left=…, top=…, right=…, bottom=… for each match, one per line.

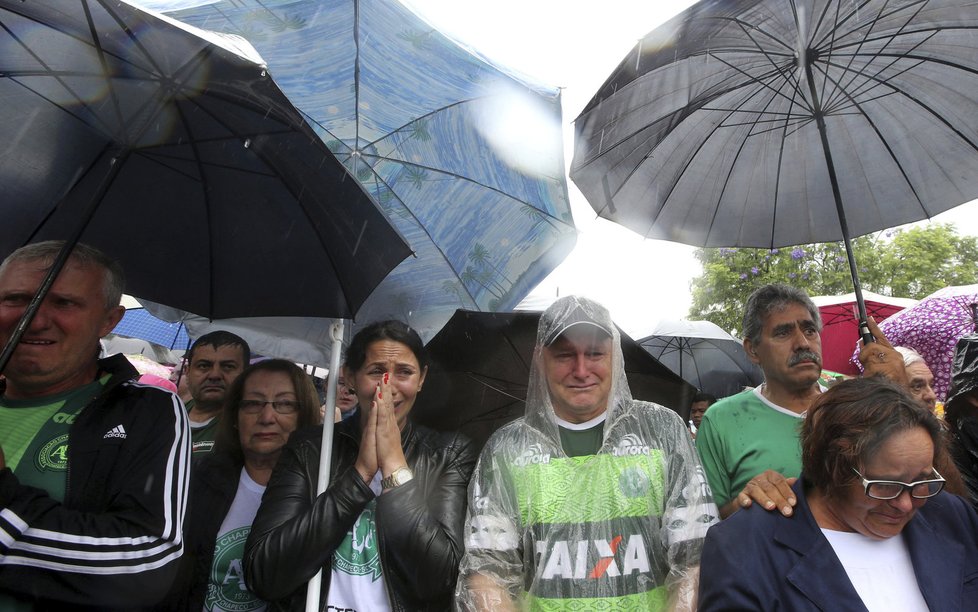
left=720, top=470, right=797, bottom=519
left=463, top=573, right=516, bottom=612
left=858, top=317, right=908, bottom=386
left=667, top=565, right=700, bottom=611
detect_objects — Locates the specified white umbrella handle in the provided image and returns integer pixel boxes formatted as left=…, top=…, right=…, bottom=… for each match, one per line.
left=305, top=320, right=345, bottom=612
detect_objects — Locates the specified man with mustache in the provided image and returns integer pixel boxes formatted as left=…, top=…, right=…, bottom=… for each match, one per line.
left=185, top=330, right=250, bottom=454
left=696, top=284, right=823, bottom=519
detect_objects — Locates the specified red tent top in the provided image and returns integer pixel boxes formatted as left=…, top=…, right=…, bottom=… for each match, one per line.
left=811, top=292, right=917, bottom=375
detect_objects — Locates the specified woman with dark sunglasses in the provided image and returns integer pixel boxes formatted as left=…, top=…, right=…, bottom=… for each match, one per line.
left=699, top=376, right=978, bottom=611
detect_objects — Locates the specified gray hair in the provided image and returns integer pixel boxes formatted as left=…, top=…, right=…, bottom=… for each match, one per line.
left=895, top=346, right=925, bottom=367
left=0, top=241, right=124, bottom=310
left=742, top=283, right=821, bottom=346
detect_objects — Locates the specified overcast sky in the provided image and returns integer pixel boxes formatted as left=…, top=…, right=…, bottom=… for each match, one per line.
left=405, top=0, right=978, bottom=337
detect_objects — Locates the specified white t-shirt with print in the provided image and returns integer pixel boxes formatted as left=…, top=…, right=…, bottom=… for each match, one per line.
left=204, top=468, right=267, bottom=612
left=326, top=473, right=391, bottom=612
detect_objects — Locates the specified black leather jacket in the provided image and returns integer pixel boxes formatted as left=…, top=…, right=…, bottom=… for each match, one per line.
left=244, top=417, right=477, bottom=611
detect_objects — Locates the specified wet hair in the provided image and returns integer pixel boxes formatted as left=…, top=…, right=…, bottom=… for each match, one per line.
left=344, top=320, right=428, bottom=372
left=742, top=283, right=821, bottom=346
left=213, top=359, right=320, bottom=465
left=692, top=392, right=718, bottom=405
left=187, top=330, right=251, bottom=366
left=801, top=377, right=942, bottom=499
left=1, top=240, right=124, bottom=310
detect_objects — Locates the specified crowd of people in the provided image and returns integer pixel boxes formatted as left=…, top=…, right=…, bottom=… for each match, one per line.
left=1, top=240, right=977, bottom=610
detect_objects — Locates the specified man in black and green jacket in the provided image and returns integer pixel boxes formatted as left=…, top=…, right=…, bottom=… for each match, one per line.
left=0, top=241, right=191, bottom=610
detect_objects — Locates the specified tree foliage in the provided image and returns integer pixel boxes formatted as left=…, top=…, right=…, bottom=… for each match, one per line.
left=688, top=224, right=978, bottom=335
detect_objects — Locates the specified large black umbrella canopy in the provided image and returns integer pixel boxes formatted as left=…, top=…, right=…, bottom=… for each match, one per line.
left=572, top=0, right=978, bottom=337
left=638, top=319, right=763, bottom=399
left=413, top=309, right=697, bottom=451
left=0, top=0, right=410, bottom=320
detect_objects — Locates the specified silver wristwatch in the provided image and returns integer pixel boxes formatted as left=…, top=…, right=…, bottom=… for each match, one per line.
left=381, top=466, right=414, bottom=490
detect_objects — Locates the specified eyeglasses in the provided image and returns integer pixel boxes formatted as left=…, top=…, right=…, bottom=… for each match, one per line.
left=239, top=399, right=299, bottom=414
left=852, top=468, right=946, bottom=500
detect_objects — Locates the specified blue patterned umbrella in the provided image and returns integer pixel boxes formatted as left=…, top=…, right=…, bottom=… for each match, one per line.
left=145, top=0, right=576, bottom=339
left=112, top=309, right=191, bottom=351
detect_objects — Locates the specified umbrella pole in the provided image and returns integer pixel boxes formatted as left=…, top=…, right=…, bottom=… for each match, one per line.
left=803, top=62, right=873, bottom=344
left=305, top=319, right=344, bottom=612
left=0, top=148, right=130, bottom=376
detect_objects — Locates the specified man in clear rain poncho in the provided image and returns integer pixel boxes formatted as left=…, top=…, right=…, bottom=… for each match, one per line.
left=456, top=296, right=718, bottom=611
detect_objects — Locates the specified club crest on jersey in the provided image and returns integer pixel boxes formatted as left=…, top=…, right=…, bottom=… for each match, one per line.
left=333, top=502, right=382, bottom=580
left=618, top=466, right=652, bottom=498
left=36, top=434, right=69, bottom=471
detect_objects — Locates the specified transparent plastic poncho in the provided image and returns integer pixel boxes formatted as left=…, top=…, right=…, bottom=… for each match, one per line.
left=456, top=296, right=718, bottom=611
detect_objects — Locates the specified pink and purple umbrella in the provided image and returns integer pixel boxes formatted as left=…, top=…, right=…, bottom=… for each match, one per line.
left=854, top=285, right=978, bottom=400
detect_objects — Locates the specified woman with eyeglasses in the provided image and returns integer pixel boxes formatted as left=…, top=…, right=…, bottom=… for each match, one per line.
left=159, top=359, right=321, bottom=611
left=699, top=376, right=978, bottom=611
left=242, top=320, right=477, bottom=611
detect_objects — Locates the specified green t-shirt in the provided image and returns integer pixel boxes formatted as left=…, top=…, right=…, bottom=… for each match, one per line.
left=186, top=399, right=221, bottom=455
left=695, top=387, right=805, bottom=507
left=0, top=378, right=106, bottom=502
left=558, top=423, right=605, bottom=458
left=191, top=417, right=220, bottom=455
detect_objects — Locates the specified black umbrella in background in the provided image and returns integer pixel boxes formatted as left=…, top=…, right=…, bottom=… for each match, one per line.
left=638, top=319, right=762, bottom=399
left=572, top=0, right=978, bottom=345
left=413, top=309, right=696, bottom=451
left=0, top=0, right=411, bottom=374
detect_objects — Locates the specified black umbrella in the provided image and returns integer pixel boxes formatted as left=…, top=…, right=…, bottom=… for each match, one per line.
left=413, top=309, right=696, bottom=451
left=572, top=0, right=978, bottom=344
left=637, top=319, right=763, bottom=399
left=0, top=0, right=410, bottom=319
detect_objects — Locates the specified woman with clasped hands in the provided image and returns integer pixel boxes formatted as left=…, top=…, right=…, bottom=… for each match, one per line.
left=699, top=377, right=978, bottom=611
left=243, top=320, right=477, bottom=611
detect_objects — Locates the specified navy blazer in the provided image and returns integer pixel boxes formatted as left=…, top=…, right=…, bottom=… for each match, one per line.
left=699, top=479, right=978, bottom=611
